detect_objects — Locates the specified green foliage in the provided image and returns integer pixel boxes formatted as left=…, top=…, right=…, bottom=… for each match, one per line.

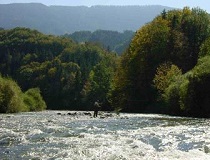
left=163, top=75, right=188, bottom=115
left=0, top=75, right=46, bottom=113
left=153, top=62, right=183, bottom=114
left=199, top=37, right=210, bottom=57
left=0, top=27, right=117, bottom=110
left=59, top=43, right=104, bottom=82
left=161, top=56, right=210, bottom=117
left=64, top=30, right=134, bottom=54
left=1, top=7, right=209, bottom=117
left=111, top=7, right=210, bottom=113
left=165, top=7, right=210, bottom=72
left=111, top=17, right=171, bottom=112
left=0, top=76, right=27, bottom=113
left=153, top=62, right=182, bottom=94
left=18, top=59, right=82, bottom=109
left=109, top=54, right=132, bottom=111
left=65, top=31, right=92, bottom=43
left=181, top=56, right=210, bottom=117
left=163, top=82, right=181, bottom=114
left=0, top=27, right=74, bottom=76
left=23, top=88, right=46, bottom=111
left=82, top=53, right=117, bottom=110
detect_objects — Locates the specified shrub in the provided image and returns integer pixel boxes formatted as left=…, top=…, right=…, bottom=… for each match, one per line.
left=163, top=77, right=185, bottom=115
left=23, top=88, right=46, bottom=111
left=153, top=62, right=182, bottom=94
left=0, top=76, right=46, bottom=113
left=163, top=56, right=210, bottom=117
left=0, top=76, right=27, bottom=113
left=181, top=56, right=210, bottom=117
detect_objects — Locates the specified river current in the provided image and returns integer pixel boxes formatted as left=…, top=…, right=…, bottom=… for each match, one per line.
left=0, top=111, right=210, bottom=160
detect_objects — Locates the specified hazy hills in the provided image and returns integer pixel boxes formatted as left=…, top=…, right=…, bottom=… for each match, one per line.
left=0, top=3, right=174, bottom=35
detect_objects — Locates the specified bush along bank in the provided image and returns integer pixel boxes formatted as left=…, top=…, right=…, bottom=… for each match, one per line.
left=0, top=75, right=46, bottom=113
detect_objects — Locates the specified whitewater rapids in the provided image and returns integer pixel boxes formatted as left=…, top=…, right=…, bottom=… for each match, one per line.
left=0, top=111, right=210, bottom=160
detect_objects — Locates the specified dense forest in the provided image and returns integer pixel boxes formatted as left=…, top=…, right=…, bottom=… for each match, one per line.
left=110, top=7, right=210, bottom=117
left=0, top=3, right=173, bottom=34
left=1, top=7, right=210, bottom=117
left=64, top=30, right=134, bottom=54
left=0, top=28, right=118, bottom=112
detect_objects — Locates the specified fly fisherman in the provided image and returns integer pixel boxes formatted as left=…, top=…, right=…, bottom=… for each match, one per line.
left=93, top=100, right=101, bottom=118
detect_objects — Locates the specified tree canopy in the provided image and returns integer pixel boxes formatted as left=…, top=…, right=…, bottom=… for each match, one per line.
left=110, top=7, right=210, bottom=116
left=1, top=7, right=210, bottom=117
left=64, top=30, right=134, bottom=55
left=0, top=27, right=118, bottom=111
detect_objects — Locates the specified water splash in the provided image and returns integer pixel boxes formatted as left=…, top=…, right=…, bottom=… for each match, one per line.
left=0, top=111, right=210, bottom=159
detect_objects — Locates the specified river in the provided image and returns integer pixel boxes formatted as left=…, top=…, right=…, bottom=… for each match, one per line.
left=0, top=111, right=210, bottom=160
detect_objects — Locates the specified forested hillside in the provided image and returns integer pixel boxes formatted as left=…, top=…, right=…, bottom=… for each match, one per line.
left=110, top=7, right=210, bottom=117
left=1, top=7, right=210, bottom=117
left=0, top=3, right=173, bottom=35
left=0, top=28, right=117, bottom=111
left=64, top=30, right=134, bottom=54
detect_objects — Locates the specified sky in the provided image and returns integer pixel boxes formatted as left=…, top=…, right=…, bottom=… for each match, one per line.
left=0, top=0, right=209, bottom=13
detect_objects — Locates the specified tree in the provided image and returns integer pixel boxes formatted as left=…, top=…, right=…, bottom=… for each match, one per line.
left=153, top=63, right=183, bottom=114
left=0, top=76, right=46, bottom=113
left=0, top=76, right=26, bottom=113
left=180, top=56, right=210, bottom=117
left=112, top=17, right=170, bottom=112
left=0, top=28, right=118, bottom=110
left=64, top=30, right=135, bottom=54
left=82, top=54, right=117, bottom=110
left=153, top=62, right=182, bottom=94
left=111, top=7, right=210, bottom=113
left=23, top=88, right=46, bottom=111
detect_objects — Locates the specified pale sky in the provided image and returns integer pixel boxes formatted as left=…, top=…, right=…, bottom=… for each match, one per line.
left=0, top=0, right=209, bottom=13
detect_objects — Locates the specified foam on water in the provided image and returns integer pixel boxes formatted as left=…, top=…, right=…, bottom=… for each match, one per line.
left=0, top=111, right=210, bottom=159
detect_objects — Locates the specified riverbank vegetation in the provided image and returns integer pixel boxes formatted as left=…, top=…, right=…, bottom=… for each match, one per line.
left=0, top=27, right=117, bottom=112
left=0, top=75, right=46, bottom=113
left=0, top=7, right=210, bottom=117
left=110, top=7, right=210, bottom=117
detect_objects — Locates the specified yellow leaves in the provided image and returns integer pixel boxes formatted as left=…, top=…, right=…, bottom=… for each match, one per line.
left=153, top=62, right=182, bottom=93
left=129, top=17, right=170, bottom=60
left=183, top=7, right=192, bottom=15
left=48, top=67, right=57, bottom=77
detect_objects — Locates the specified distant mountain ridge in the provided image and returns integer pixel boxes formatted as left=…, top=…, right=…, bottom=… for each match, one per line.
left=0, top=3, right=174, bottom=35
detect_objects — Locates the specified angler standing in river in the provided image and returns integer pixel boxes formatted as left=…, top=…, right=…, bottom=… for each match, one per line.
left=93, top=100, right=101, bottom=118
